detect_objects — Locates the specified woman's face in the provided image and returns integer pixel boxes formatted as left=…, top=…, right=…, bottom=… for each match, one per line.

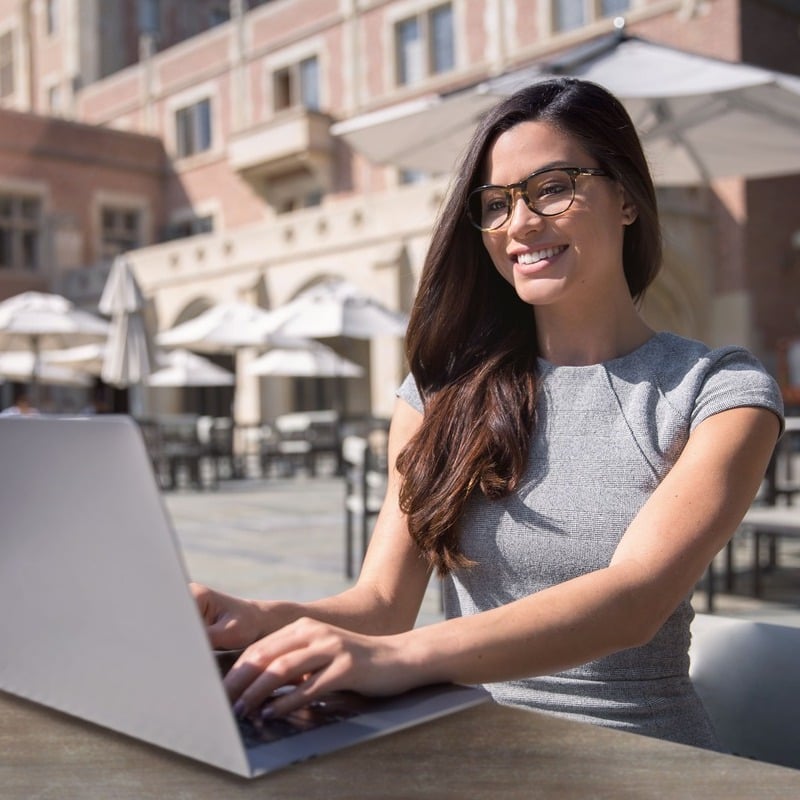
left=479, top=121, right=636, bottom=312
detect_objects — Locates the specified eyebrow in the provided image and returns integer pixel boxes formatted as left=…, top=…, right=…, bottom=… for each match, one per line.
left=481, top=161, right=576, bottom=189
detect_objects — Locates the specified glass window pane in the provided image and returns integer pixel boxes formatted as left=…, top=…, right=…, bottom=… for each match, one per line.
left=430, top=5, right=454, bottom=75
left=0, top=228, right=10, bottom=268
left=0, top=31, right=14, bottom=98
left=21, top=230, right=37, bottom=270
left=196, top=99, right=212, bottom=151
left=554, top=0, right=585, bottom=32
left=274, top=68, right=291, bottom=111
left=175, top=106, right=190, bottom=157
left=175, top=99, right=211, bottom=157
left=601, top=0, right=630, bottom=15
left=299, top=57, right=320, bottom=111
left=21, top=197, right=39, bottom=220
left=396, top=18, right=423, bottom=85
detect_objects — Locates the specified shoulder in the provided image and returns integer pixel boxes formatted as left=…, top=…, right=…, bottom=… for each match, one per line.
left=640, top=333, right=784, bottom=432
left=396, top=372, right=424, bottom=413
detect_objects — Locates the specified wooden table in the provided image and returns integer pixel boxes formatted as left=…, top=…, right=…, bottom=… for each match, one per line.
left=1, top=690, right=797, bottom=799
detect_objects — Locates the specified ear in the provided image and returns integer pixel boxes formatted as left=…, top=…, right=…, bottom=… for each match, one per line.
left=620, top=191, right=638, bottom=227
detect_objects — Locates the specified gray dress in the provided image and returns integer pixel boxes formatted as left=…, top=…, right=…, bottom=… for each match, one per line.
left=397, top=332, right=784, bottom=748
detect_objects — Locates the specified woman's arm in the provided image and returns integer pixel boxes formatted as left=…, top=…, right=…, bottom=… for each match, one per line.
left=224, top=405, right=780, bottom=716
left=193, top=398, right=431, bottom=650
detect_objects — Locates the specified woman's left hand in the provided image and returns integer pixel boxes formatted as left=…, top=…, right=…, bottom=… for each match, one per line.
left=224, top=617, right=414, bottom=719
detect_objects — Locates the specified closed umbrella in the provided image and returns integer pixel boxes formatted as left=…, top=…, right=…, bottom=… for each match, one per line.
left=98, top=256, right=157, bottom=404
left=0, top=291, right=109, bottom=403
left=332, top=33, right=800, bottom=185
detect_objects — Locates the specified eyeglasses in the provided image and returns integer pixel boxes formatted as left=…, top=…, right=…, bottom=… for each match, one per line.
left=466, top=166, right=610, bottom=232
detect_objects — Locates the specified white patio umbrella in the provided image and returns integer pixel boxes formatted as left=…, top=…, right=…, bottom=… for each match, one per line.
left=0, top=351, right=93, bottom=388
left=98, top=256, right=157, bottom=398
left=156, top=301, right=276, bottom=353
left=146, top=349, right=235, bottom=387
left=265, top=279, right=409, bottom=341
left=246, top=339, right=364, bottom=378
left=0, top=291, right=109, bottom=403
left=157, top=301, right=281, bottom=424
left=331, top=33, right=800, bottom=186
left=42, top=342, right=106, bottom=375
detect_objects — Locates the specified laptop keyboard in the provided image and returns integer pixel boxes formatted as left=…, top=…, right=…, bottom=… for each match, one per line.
left=237, top=694, right=363, bottom=747
left=215, top=649, right=369, bottom=747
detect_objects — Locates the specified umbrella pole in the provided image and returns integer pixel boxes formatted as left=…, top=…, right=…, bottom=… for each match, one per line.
left=30, top=334, right=41, bottom=409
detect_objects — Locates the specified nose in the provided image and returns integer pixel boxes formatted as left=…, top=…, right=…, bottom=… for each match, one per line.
left=506, top=194, right=543, bottom=237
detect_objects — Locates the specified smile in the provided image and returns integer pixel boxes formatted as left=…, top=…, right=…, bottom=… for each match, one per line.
left=517, top=246, right=567, bottom=265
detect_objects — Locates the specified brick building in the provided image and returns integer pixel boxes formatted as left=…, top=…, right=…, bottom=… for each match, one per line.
left=0, top=0, right=797, bottom=420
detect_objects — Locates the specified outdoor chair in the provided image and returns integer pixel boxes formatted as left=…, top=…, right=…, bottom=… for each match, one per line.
left=689, top=613, right=800, bottom=771
left=158, top=415, right=216, bottom=490
left=197, top=416, right=237, bottom=479
left=267, top=411, right=342, bottom=477
left=342, top=433, right=388, bottom=578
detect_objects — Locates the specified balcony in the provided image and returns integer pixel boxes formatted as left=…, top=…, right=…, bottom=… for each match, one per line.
left=228, top=108, right=334, bottom=188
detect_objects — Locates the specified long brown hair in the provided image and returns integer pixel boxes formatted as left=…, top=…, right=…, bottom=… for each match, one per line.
left=396, top=78, right=662, bottom=575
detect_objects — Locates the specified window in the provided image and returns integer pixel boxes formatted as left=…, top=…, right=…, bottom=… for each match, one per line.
left=163, top=215, right=213, bottom=241
left=395, top=3, right=455, bottom=87
left=175, top=98, right=212, bottom=158
left=45, top=0, right=58, bottom=35
left=399, top=168, right=428, bottom=185
left=100, top=207, right=142, bottom=260
left=264, top=168, right=325, bottom=215
left=139, top=0, right=160, bottom=34
left=553, top=0, right=630, bottom=33
left=275, top=191, right=322, bottom=215
left=273, top=56, right=320, bottom=112
left=0, top=195, right=41, bottom=271
left=209, top=7, right=230, bottom=27
left=47, top=85, right=61, bottom=113
left=0, top=31, right=14, bottom=98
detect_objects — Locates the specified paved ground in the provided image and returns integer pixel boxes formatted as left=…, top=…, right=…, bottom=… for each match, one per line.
left=164, top=475, right=800, bottom=629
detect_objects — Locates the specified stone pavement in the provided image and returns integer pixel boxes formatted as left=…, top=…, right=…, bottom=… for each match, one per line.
left=164, top=476, right=800, bottom=629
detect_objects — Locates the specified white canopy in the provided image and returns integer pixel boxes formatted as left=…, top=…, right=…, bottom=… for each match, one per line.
left=332, top=34, right=800, bottom=185
left=264, top=279, right=408, bottom=340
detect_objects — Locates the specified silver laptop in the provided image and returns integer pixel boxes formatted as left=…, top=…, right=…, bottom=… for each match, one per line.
left=0, top=415, right=487, bottom=778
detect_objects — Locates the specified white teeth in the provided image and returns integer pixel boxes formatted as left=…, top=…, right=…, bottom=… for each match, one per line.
left=517, top=246, right=566, bottom=265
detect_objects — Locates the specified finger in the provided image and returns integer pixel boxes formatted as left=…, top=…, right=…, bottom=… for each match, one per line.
left=207, top=616, right=248, bottom=650
left=229, top=647, right=332, bottom=715
left=258, top=670, right=333, bottom=719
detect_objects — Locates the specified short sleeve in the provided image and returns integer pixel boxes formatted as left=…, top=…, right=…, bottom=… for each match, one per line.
left=396, top=372, right=424, bottom=413
left=692, top=347, right=784, bottom=434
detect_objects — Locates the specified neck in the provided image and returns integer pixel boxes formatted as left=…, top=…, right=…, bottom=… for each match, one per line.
left=535, top=301, right=654, bottom=366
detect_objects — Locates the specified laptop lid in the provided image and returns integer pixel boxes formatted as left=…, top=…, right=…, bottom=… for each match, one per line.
left=0, top=416, right=487, bottom=778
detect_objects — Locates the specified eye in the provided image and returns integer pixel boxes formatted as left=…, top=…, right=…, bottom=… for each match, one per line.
left=481, top=190, right=509, bottom=213
left=531, top=175, right=571, bottom=201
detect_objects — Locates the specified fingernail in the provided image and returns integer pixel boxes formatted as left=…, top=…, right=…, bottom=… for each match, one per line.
left=233, top=699, right=246, bottom=718
left=260, top=703, right=275, bottom=719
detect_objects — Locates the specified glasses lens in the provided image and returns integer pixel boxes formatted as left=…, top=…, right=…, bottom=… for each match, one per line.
left=525, top=170, right=575, bottom=217
left=468, top=169, right=579, bottom=230
left=468, top=187, right=510, bottom=231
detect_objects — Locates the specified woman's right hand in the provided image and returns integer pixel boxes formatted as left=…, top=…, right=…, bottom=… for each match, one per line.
left=190, top=582, right=270, bottom=651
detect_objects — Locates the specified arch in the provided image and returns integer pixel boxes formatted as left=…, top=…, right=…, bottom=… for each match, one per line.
left=170, top=295, right=217, bottom=328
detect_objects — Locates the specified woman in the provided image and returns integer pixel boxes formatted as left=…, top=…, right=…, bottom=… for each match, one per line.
left=193, top=79, right=783, bottom=748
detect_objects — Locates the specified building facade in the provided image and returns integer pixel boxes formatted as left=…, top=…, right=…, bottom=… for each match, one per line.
left=0, top=0, right=798, bottom=421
